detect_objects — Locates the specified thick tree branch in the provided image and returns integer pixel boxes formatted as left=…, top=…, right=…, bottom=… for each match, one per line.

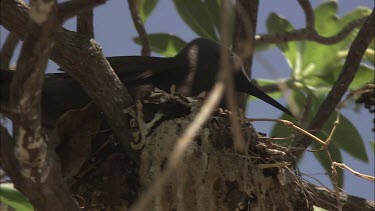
left=292, top=9, right=375, bottom=155
left=0, top=126, right=80, bottom=211
left=0, top=32, right=19, bottom=69
left=127, top=0, right=150, bottom=56
left=1, top=0, right=135, bottom=151
left=10, top=0, right=59, bottom=183
left=0, top=0, right=83, bottom=209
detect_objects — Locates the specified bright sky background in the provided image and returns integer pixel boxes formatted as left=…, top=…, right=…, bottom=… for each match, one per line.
left=1, top=0, right=374, bottom=201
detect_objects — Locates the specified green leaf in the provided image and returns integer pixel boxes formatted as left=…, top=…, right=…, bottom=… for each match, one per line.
left=266, top=13, right=299, bottom=71
left=348, top=64, right=375, bottom=90
left=323, top=113, right=368, bottom=162
left=301, top=4, right=371, bottom=77
left=0, top=184, right=34, bottom=211
left=133, top=33, right=187, bottom=57
left=203, top=0, right=221, bottom=30
left=137, top=0, right=159, bottom=22
left=311, top=140, right=344, bottom=187
left=173, top=0, right=218, bottom=40
left=313, top=206, right=329, bottom=211
left=307, top=92, right=368, bottom=162
left=363, top=47, right=375, bottom=64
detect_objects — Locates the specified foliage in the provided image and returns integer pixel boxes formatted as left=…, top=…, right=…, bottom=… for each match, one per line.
left=268, top=2, right=372, bottom=186
left=0, top=184, right=34, bottom=211
left=137, top=0, right=159, bottom=23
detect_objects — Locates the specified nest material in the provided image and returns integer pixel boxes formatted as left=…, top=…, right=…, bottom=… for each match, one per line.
left=55, top=93, right=311, bottom=210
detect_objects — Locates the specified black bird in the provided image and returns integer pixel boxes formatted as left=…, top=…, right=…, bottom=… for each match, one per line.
left=105, top=38, right=293, bottom=115
left=0, top=38, right=292, bottom=127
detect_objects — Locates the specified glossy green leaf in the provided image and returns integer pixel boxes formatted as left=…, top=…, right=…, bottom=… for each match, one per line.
left=266, top=13, right=299, bottom=71
left=173, top=0, right=218, bottom=40
left=138, top=0, right=159, bottom=22
left=311, top=140, right=344, bottom=187
left=301, top=4, right=371, bottom=77
left=0, top=184, right=33, bottom=211
left=348, top=64, right=375, bottom=89
left=370, top=141, right=375, bottom=153
left=133, top=33, right=187, bottom=57
left=203, top=0, right=221, bottom=30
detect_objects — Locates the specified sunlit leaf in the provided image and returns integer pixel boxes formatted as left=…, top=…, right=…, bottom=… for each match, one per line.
left=266, top=13, right=299, bottom=71
left=133, top=33, right=186, bottom=57
left=313, top=205, right=329, bottom=211
left=173, top=0, right=218, bottom=40
left=301, top=4, right=371, bottom=77
left=138, top=0, right=159, bottom=22
left=0, top=184, right=33, bottom=211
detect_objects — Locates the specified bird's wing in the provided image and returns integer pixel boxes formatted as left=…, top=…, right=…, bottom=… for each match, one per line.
left=107, top=56, right=181, bottom=82
left=58, top=56, right=181, bottom=82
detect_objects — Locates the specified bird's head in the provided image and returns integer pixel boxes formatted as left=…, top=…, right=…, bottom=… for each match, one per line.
left=175, top=38, right=245, bottom=95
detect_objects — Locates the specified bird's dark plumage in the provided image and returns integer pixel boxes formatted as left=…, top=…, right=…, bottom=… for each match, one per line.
left=106, top=38, right=293, bottom=116
left=0, top=38, right=293, bottom=127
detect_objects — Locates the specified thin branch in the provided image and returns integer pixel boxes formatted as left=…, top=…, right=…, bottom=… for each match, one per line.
left=130, top=83, right=225, bottom=211
left=248, top=118, right=325, bottom=146
left=255, top=17, right=367, bottom=46
left=333, top=162, right=375, bottom=182
left=298, top=0, right=315, bottom=29
left=0, top=32, right=19, bottom=69
left=127, top=0, right=150, bottom=56
left=58, top=0, right=106, bottom=22
left=292, top=9, right=375, bottom=155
